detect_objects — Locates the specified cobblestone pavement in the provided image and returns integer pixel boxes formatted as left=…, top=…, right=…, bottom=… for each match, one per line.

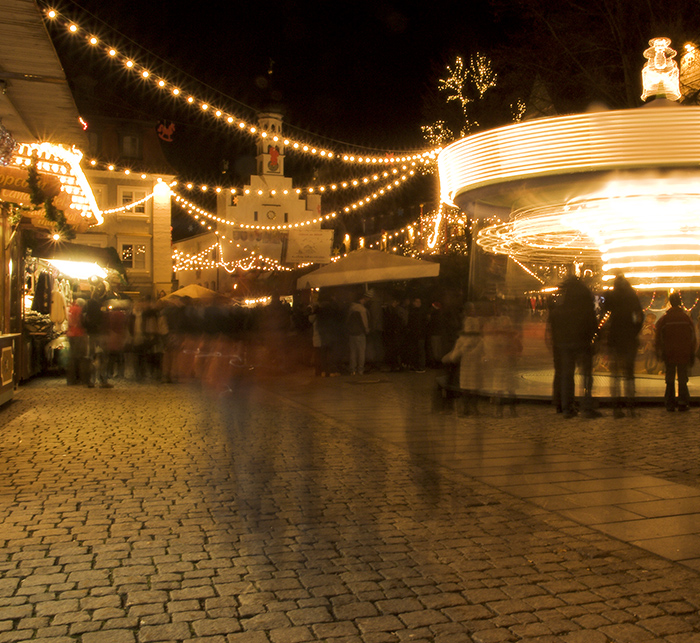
left=2, top=372, right=700, bottom=642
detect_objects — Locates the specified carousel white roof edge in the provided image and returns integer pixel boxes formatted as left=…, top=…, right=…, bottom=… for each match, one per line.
left=438, top=104, right=700, bottom=208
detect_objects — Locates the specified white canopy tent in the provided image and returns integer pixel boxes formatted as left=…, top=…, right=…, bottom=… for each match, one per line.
left=297, top=249, right=440, bottom=289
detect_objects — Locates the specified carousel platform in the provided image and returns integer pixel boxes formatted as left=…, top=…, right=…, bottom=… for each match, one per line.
left=513, top=368, right=700, bottom=404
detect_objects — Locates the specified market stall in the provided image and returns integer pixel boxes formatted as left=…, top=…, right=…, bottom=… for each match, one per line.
left=19, top=244, right=123, bottom=380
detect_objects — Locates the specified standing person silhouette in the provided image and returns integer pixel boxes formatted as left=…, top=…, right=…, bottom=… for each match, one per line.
left=603, top=273, right=643, bottom=417
left=549, top=272, right=600, bottom=418
left=655, top=292, right=696, bottom=412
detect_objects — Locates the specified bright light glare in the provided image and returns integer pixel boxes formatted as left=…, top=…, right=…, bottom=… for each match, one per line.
left=46, top=260, right=107, bottom=280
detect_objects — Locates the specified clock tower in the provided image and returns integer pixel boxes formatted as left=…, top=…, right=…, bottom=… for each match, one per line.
left=256, top=111, right=285, bottom=177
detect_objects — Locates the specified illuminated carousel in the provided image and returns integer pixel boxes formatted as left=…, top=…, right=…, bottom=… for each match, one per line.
left=438, top=37, right=700, bottom=294
left=437, top=38, right=700, bottom=400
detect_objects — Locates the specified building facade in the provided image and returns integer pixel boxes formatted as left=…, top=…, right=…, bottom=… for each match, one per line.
left=173, top=112, right=331, bottom=295
left=75, top=117, right=175, bottom=298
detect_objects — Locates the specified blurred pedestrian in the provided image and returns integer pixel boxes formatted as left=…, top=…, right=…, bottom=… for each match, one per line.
left=346, top=293, right=370, bottom=375
left=442, top=316, right=484, bottom=415
left=427, top=301, right=447, bottom=367
left=131, top=296, right=159, bottom=380
left=105, top=299, right=129, bottom=379
left=383, top=296, right=406, bottom=371
left=655, top=292, right=696, bottom=412
left=308, top=293, right=338, bottom=376
left=640, top=312, right=660, bottom=374
left=603, top=274, right=643, bottom=417
left=83, top=282, right=112, bottom=388
left=66, top=297, right=86, bottom=385
left=406, top=297, right=428, bottom=372
left=483, top=314, right=522, bottom=416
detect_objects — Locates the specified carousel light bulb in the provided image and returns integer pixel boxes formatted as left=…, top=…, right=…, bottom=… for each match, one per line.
left=69, top=24, right=78, bottom=32
left=109, top=49, right=117, bottom=56
left=172, top=88, right=180, bottom=95
left=89, top=36, right=98, bottom=45
left=126, top=60, right=134, bottom=68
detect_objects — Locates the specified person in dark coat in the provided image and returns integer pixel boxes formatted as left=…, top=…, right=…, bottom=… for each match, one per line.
left=603, top=274, right=643, bottom=417
left=548, top=273, right=600, bottom=418
left=655, top=292, right=696, bottom=412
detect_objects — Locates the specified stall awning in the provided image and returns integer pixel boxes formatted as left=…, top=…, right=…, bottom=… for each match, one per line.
left=32, top=240, right=124, bottom=273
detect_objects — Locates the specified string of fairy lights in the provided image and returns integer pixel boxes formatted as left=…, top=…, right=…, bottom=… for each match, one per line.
left=38, top=4, right=487, bottom=275
left=46, top=3, right=698, bottom=298
left=173, top=162, right=429, bottom=198
left=100, top=181, right=446, bottom=268
left=170, top=163, right=424, bottom=232
left=173, top=243, right=295, bottom=273
left=44, top=2, right=448, bottom=249
left=43, top=7, right=441, bottom=165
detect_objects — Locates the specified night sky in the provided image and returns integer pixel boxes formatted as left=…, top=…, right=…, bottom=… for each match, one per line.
left=47, top=0, right=501, bottom=154
left=42, top=0, right=700, bottom=241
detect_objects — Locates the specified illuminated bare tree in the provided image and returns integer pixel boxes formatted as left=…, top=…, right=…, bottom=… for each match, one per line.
left=470, top=53, right=498, bottom=99
left=424, top=52, right=503, bottom=141
left=420, top=121, right=454, bottom=147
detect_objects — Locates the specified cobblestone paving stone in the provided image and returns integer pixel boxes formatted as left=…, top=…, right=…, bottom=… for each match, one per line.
left=2, top=372, right=700, bottom=642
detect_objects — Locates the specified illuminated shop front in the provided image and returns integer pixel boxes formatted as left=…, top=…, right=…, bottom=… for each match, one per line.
left=2, top=142, right=102, bottom=390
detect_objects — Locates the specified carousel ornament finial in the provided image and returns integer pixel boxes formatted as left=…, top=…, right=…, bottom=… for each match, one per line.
left=641, top=37, right=681, bottom=101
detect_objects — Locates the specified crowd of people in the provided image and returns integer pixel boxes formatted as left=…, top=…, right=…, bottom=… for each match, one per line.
left=306, top=291, right=464, bottom=377
left=547, top=271, right=697, bottom=418
left=62, top=284, right=467, bottom=391
left=62, top=274, right=700, bottom=416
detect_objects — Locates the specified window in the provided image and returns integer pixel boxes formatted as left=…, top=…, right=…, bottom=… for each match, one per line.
left=118, top=187, right=147, bottom=214
left=87, top=131, right=101, bottom=157
left=119, top=240, right=149, bottom=271
left=121, top=133, right=142, bottom=159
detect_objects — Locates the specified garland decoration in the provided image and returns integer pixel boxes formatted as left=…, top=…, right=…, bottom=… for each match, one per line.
left=27, top=152, right=75, bottom=239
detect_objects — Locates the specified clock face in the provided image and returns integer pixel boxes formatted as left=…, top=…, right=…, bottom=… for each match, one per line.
left=266, top=210, right=276, bottom=220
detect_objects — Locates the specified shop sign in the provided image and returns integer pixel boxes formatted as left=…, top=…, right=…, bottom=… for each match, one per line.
left=0, top=188, right=31, bottom=206
left=286, top=229, right=334, bottom=264
left=0, top=166, right=61, bottom=199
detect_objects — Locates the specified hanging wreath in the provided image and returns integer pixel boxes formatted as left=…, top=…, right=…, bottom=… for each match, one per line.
left=26, top=152, right=75, bottom=240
